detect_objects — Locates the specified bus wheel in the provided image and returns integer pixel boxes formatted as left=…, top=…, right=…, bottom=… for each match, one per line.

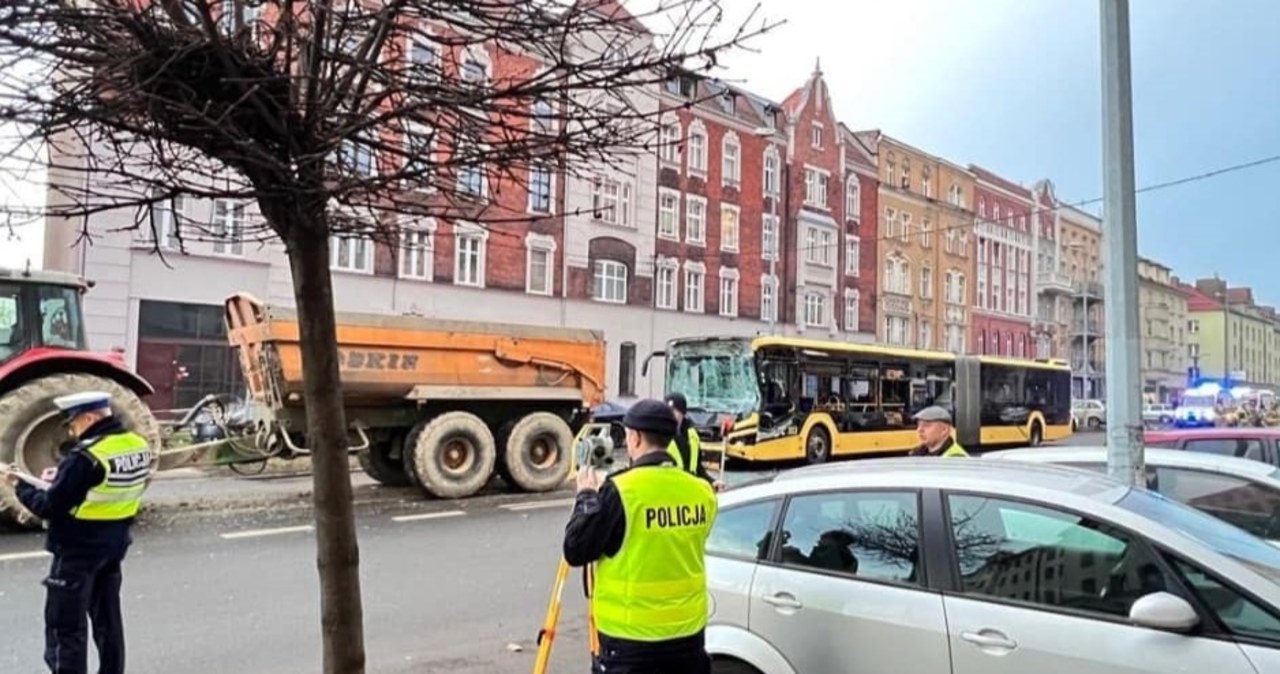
left=804, top=427, right=831, bottom=464
left=1029, top=421, right=1043, bottom=448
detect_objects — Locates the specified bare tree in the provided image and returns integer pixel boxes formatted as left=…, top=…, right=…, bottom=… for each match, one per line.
left=0, top=0, right=774, bottom=670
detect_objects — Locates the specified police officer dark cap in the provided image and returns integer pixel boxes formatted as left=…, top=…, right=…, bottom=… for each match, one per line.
left=623, top=399, right=679, bottom=437
left=664, top=393, right=688, bottom=414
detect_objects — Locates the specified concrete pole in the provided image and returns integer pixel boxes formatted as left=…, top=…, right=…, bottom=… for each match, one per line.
left=1100, top=0, right=1144, bottom=487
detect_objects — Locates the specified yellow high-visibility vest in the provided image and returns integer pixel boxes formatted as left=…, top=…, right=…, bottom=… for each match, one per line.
left=72, top=432, right=153, bottom=521
left=591, top=465, right=717, bottom=641
left=665, top=426, right=702, bottom=473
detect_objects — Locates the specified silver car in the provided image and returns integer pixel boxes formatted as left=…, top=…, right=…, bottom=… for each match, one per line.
left=987, top=446, right=1280, bottom=544
left=706, top=458, right=1280, bottom=674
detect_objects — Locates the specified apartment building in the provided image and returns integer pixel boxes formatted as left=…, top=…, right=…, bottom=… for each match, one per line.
left=854, top=131, right=973, bottom=351
left=970, top=166, right=1035, bottom=357
left=39, top=13, right=884, bottom=408
left=1030, top=179, right=1067, bottom=360
left=1059, top=206, right=1106, bottom=398
left=1137, top=258, right=1190, bottom=401
left=1186, top=277, right=1280, bottom=388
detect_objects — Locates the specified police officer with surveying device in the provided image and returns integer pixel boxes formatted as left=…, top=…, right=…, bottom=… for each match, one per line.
left=563, top=398, right=718, bottom=673
left=1, top=391, right=154, bottom=674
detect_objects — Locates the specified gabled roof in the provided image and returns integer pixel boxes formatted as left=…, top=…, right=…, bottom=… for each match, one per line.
left=571, top=0, right=649, bottom=33
left=1184, top=285, right=1223, bottom=312
left=968, top=164, right=1032, bottom=198
left=839, top=123, right=878, bottom=173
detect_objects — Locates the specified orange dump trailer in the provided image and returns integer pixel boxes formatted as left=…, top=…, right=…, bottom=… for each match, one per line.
left=224, top=293, right=606, bottom=498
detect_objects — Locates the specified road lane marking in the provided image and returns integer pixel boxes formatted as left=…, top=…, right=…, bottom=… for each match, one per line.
left=501, top=498, right=576, bottom=512
left=0, top=551, right=51, bottom=562
left=220, top=525, right=314, bottom=540
left=392, top=510, right=466, bottom=523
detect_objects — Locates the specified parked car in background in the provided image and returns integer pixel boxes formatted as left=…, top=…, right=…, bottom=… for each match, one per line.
left=705, top=458, right=1280, bottom=674
left=1144, top=403, right=1176, bottom=426
left=1144, top=428, right=1280, bottom=467
left=987, top=447, right=1280, bottom=544
left=1072, top=398, right=1106, bottom=429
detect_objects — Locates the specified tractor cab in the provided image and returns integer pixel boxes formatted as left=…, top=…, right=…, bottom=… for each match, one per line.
left=0, top=267, right=89, bottom=365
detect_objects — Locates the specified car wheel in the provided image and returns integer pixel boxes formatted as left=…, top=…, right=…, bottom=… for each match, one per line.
left=1087, top=417, right=1101, bottom=430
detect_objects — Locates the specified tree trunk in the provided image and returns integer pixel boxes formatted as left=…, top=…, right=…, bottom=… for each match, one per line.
left=285, top=229, right=366, bottom=674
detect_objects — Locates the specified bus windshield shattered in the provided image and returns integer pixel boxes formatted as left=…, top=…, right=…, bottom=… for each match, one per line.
left=665, top=339, right=759, bottom=416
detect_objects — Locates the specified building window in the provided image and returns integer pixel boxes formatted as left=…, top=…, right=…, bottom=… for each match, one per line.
left=845, top=235, right=860, bottom=276
left=722, top=133, right=741, bottom=186
left=844, top=290, right=860, bottom=332
left=655, top=262, right=677, bottom=310
left=212, top=199, right=245, bottom=256
left=977, top=241, right=988, bottom=310
left=946, top=324, right=965, bottom=353
left=142, top=191, right=184, bottom=250
left=761, top=275, right=777, bottom=323
left=686, top=197, right=706, bottom=245
left=884, top=207, right=898, bottom=239
left=408, top=37, right=440, bottom=84
left=884, top=255, right=911, bottom=295
left=920, top=219, right=932, bottom=248
left=845, top=178, right=860, bottom=219
left=803, top=292, right=827, bottom=328
left=921, top=166, right=932, bottom=198
left=919, top=320, right=932, bottom=349
left=525, top=235, right=555, bottom=296
left=900, top=212, right=912, bottom=244
left=528, top=163, right=553, bottom=214
left=718, top=269, right=739, bottom=318
left=531, top=98, right=555, bottom=136
left=592, top=176, right=632, bottom=227
left=591, top=260, right=627, bottom=303
left=886, top=316, right=910, bottom=345
left=454, top=226, right=487, bottom=287
left=811, top=124, right=823, bottom=149
left=618, top=342, right=636, bottom=397
left=399, top=224, right=435, bottom=280
left=900, top=158, right=911, bottom=190
left=456, top=140, right=485, bottom=197
left=402, top=120, right=434, bottom=191
left=762, top=215, right=779, bottom=260
left=684, top=265, right=705, bottom=312
left=330, top=234, right=371, bottom=272
left=804, top=168, right=829, bottom=208
left=658, top=190, right=680, bottom=239
left=340, top=137, right=375, bottom=177
left=920, top=267, right=933, bottom=299
left=461, top=53, right=488, bottom=84
left=948, top=183, right=964, bottom=208
left=763, top=147, right=780, bottom=195
left=720, top=205, right=740, bottom=252
left=659, top=119, right=681, bottom=164
left=687, top=122, right=708, bottom=174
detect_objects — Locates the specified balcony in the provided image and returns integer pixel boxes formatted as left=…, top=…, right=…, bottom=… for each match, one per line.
left=1071, top=359, right=1104, bottom=375
left=1037, top=271, right=1074, bottom=296
left=1074, top=281, right=1104, bottom=300
left=1072, top=318, right=1102, bottom=338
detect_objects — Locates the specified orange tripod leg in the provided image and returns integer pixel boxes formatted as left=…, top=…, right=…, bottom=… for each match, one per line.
left=532, top=558, right=572, bottom=674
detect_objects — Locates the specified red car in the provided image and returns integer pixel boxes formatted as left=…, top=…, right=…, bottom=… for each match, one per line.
left=1143, top=427, right=1280, bottom=466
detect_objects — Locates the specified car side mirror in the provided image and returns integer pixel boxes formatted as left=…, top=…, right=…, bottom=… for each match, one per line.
left=1128, top=592, right=1199, bottom=633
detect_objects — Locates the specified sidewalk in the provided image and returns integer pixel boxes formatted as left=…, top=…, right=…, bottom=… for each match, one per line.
left=142, top=458, right=393, bottom=515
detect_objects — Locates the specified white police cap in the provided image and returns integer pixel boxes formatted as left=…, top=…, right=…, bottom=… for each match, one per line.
left=53, top=391, right=113, bottom=418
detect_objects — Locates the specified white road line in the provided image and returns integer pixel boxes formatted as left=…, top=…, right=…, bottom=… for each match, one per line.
left=391, top=510, right=466, bottom=523
left=501, top=498, right=576, bottom=512
left=0, top=551, right=51, bottom=563
left=219, top=525, right=314, bottom=540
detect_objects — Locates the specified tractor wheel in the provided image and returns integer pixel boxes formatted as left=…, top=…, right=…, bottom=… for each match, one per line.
left=0, top=373, right=160, bottom=528
left=404, top=412, right=497, bottom=499
left=357, top=432, right=411, bottom=487
left=501, top=413, right=573, bottom=493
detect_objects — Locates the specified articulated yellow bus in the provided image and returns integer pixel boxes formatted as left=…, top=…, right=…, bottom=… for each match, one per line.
left=645, top=335, right=1073, bottom=465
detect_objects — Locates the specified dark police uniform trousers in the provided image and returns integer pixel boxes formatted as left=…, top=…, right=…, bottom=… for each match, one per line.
left=16, top=418, right=145, bottom=674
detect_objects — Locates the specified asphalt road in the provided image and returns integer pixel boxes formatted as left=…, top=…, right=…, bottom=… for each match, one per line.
left=0, top=431, right=1107, bottom=673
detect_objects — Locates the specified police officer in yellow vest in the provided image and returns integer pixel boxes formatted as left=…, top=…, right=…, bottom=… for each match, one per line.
left=563, top=399, right=718, bottom=673
left=908, top=405, right=970, bottom=457
left=4, top=391, right=154, bottom=674
left=663, top=393, right=726, bottom=492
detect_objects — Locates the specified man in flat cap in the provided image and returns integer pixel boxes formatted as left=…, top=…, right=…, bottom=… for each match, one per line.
left=563, top=398, right=718, bottom=673
left=908, top=405, right=969, bottom=458
left=2, top=391, right=154, bottom=674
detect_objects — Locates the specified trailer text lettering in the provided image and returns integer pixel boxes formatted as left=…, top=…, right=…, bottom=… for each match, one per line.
left=339, top=350, right=419, bottom=371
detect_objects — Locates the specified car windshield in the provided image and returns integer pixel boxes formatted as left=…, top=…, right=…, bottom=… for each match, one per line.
left=1117, top=487, right=1280, bottom=585
left=666, top=340, right=759, bottom=414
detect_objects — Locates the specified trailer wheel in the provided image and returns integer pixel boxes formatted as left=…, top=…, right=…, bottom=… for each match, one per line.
left=406, top=412, right=496, bottom=499
left=357, top=433, right=411, bottom=487
left=0, top=373, right=160, bottom=529
left=503, top=413, right=573, bottom=493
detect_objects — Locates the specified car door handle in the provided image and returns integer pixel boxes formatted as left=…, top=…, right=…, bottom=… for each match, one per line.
left=960, top=630, right=1017, bottom=650
left=761, top=592, right=803, bottom=610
